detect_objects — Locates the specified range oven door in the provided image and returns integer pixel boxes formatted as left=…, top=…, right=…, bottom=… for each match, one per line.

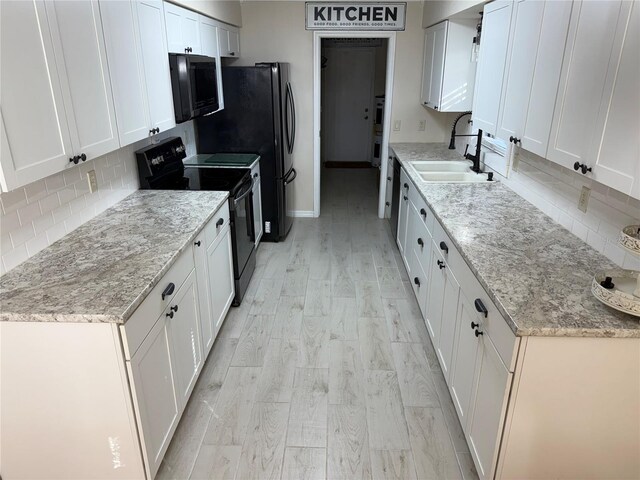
left=230, top=176, right=255, bottom=278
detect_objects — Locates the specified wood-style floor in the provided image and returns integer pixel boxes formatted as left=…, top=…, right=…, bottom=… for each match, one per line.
left=157, top=168, right=478, bottom=480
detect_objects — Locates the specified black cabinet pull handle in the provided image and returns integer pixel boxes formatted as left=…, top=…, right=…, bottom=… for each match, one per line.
left=170, top=305, right=178, bottom=313
left=471, top=321, right=480, bottom=330
left=254, top=173, right=259, bottom=178
left=194, top=240, right=201, bottom=246
left=387, top=176, right=392, bottom=181
left=439, top=241, right=448, bottom=254
left=403, top=183, right=409, bottom=190
left=573, top=161, right=580, bottom=171
left=166, top=311, right=174, bottom=319
left=69, top=155, right=80, bottom=164
left=420, top=208, right=427, bottom=218
left=403, top=195, right=408, bottom=201
left=385, top=201, right=390, bottom=206
left=573, top=162, right=592, bottom=174
left=474, top=298, right=488, bottom=317
left=230, top=51, right=235, bottom=56
left=417, top=238, right=424, bottom=247
left=161, top=282, right=175, bottom=300
left=437, top=260, right=445, bottom=269
left=474, top=329, right=483, bottom=337
left=414, top=277, right=420, bottom=287
left=216, top=218, right=224, bottom=228
left=80, top=153, right=86, bottom=162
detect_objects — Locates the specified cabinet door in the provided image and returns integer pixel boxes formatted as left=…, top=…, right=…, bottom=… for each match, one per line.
left=207, top=225, right=235, bottom=336
left=397, top=169, right=410, bottom=258
left=100, top=0, right=151, bottom=146
left=228, top=28, right=240, bottom=57
left=128, top=315, right=179, bottom=479
left=592, top=2, right=638, bottom=197
left=164, top=2, right=200, bottom=54
left=449, top=293, right=481, bottom=431
left=167, top=270, right=203, bottom=407
left=0, top=0, right=74, bottom=191
left=252, top=165, right=263, bottom=246
left=137, top=0, right=176, bottom=133
left=467, top=335, right=512, bottom=480
left=429, top=22, right=447, bottom=111
left=46, top=1, right=119, bottom=160
left=421, top=28, right=435, bottom=108
left=472, top=0, right=513, bottom=136
left=193, top=232, right=214, bottom=356
left=547, top=0, right=629, bottom=170
left=436, top=265, right=460, bottom=380
left=425, top=245, right=445, bottom=344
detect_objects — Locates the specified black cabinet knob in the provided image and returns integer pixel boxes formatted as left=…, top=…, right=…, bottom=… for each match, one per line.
left=387, top=176, right=392, bottom=181
left=487, top=172, right=494, bottom=182
left=170, top=305, right=178, bottom=313
left=581, top=164, right=592, bottom=174
left=417, top=238, right=424, bottom=247
left=414, top=277, right=420, bottom=287
left=69, top=156, right=79, bottom=164
left=474, top=298, right=488, bottom=317
left=230, top=51, right=235, bottom=56
left=573, top=161, right=581, bottom=171
left=194, top=240, right=201, bottom=247
left=509, top=136, right=521, bottom=144
left=420, top=208, right=427, bottom=218
left=471, top=321, right=480, bottom=329
left=439, top=241, right=448, bottom=254
left=216, top=218, right=224, bottom=227
left=166, top=311, right=174, bottom=319
left=434, top=105, right=438, bottom=110
left=161, top=282, right=175, bottom=300
left=80, top=153, right=86, bottom=162
left=403, top=195, right=408, bottom=201
left=403, top=183, right=409, bottom=190
left=474, top=329, right=484, bottom=337
left=385, top=201, right=390, bottom=206
left=437, top=260, right=445, bottom=269
left=254, top=173, right=259, bottom=178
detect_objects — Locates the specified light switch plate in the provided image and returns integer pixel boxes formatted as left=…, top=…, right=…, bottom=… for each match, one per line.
left=578, top=186, right=590, bottom=213
left=418, top=120, right=426, bottom=131
left=393, top=120, right=401, bottom=131
left=87, top=170, right=98, bottom=193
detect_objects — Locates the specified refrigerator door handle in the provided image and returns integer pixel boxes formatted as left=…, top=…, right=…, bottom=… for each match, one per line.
left=284, top=167, right=297, bottom=185
left=286, top=82, right=296, bottom=153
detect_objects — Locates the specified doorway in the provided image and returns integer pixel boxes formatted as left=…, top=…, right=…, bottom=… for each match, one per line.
left=313, top=31, right=396, bottom=218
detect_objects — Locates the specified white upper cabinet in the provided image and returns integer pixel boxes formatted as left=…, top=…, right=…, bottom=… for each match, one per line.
left=591, top=2, right=639, bottom=198
left=101, top=0, right=175, bottom=145
left=164, top=2, right=201, bottom=54
left=421, top=20, right=476, bottom=112
left=0, top=0, right=118, bottom=192
left=547, top=1, right=631, bottom=171
left=46, top=1, right=119, bottom=160
left=0, top=1, right=74, bottom=192
left=200, top=14, right=225, bottom=111
left=495, top=0, right=572, bottom=156
left=217, top=24, right=240, bottom=57
left=472, top=0, right=513, bottom=135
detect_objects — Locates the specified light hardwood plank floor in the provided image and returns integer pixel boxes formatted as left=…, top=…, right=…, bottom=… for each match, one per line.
left=157, top=168, right=477, bottom=480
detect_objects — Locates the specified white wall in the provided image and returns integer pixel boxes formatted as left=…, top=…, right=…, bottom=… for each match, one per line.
left=0, top=123, right=196, bottom=274
left=169, top=0, right=242, bottom=26
left=422, top=0, right=485, bottom=27
left=239, top=0, right=452, bottom=212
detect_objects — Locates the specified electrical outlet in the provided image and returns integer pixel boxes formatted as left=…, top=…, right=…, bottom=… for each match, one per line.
left=87, top=170, right=98, bottom=193
left=578, top=186, right=590, bottom=213
left=265, top=221, right=271, bottom=233
left=393, top=120, right=401, bottom=131
left=418, top=120, right=426, bottom=131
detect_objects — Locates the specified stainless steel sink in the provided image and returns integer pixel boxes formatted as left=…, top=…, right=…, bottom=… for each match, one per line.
left=409, top=161, right=471, bottom=173
left=418, top=171, right=490, bottom=183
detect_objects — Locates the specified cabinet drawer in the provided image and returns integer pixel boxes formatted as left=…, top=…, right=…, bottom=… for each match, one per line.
left=120, top=249, right=195, bottom=359
left=432, top=219, right=517, bottom=369
left=409, top=186, right=435, bottom=235
left=204, top=201, right=230, bottom=248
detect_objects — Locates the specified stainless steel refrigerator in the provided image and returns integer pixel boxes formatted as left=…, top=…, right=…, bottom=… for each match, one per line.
left=194, top=62, right=296, bottom=242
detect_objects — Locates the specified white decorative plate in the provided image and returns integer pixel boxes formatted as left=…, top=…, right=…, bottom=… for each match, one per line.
left=592, top=270, right=640, bottom=317
left=619, top=225, right=640, bottom=255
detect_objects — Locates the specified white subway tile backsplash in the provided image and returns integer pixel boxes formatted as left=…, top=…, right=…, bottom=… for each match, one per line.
left=0, top=122, right=196, bottom=274
left=496, top=148, right=640, bottom=268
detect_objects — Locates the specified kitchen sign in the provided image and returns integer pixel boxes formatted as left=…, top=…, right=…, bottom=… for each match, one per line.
left=306, top=3, right=406, bottom=31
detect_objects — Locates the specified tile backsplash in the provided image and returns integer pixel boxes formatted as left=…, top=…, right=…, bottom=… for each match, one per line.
left=0, top=122, right=196, bottom=275
left=498, top=148, right=640, bottom=270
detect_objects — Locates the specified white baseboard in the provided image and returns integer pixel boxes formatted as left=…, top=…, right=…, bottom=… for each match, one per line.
left=288, top=210, right=315, bottom=218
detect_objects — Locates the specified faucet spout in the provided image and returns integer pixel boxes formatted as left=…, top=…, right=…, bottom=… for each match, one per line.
left=448, top=111, right=472, bottom=150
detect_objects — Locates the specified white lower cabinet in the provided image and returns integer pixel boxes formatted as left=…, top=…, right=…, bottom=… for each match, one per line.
left=435, top=259, right=460, bottom=379
left=207, top=224, right=235, bottom=335
left=193, top=230, right=214, bottom=355
left=396, top=168, right=411, bottom=257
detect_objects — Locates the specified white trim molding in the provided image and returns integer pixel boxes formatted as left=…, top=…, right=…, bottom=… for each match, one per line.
left=313, top=30, right=397, bottom=218
left=288, top=210, right=316, bottom=218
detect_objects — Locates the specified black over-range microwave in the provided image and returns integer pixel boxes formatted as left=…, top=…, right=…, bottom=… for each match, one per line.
left=169, top=53, right=219, bottom=123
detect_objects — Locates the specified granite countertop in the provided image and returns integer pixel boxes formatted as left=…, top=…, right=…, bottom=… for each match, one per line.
left=390, top=142, right=640, bottom=338
left=0, top=190, right=228, bottom=324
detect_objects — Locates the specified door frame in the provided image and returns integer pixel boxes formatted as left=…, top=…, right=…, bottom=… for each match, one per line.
left=313, top=31, right=397, bottom=218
